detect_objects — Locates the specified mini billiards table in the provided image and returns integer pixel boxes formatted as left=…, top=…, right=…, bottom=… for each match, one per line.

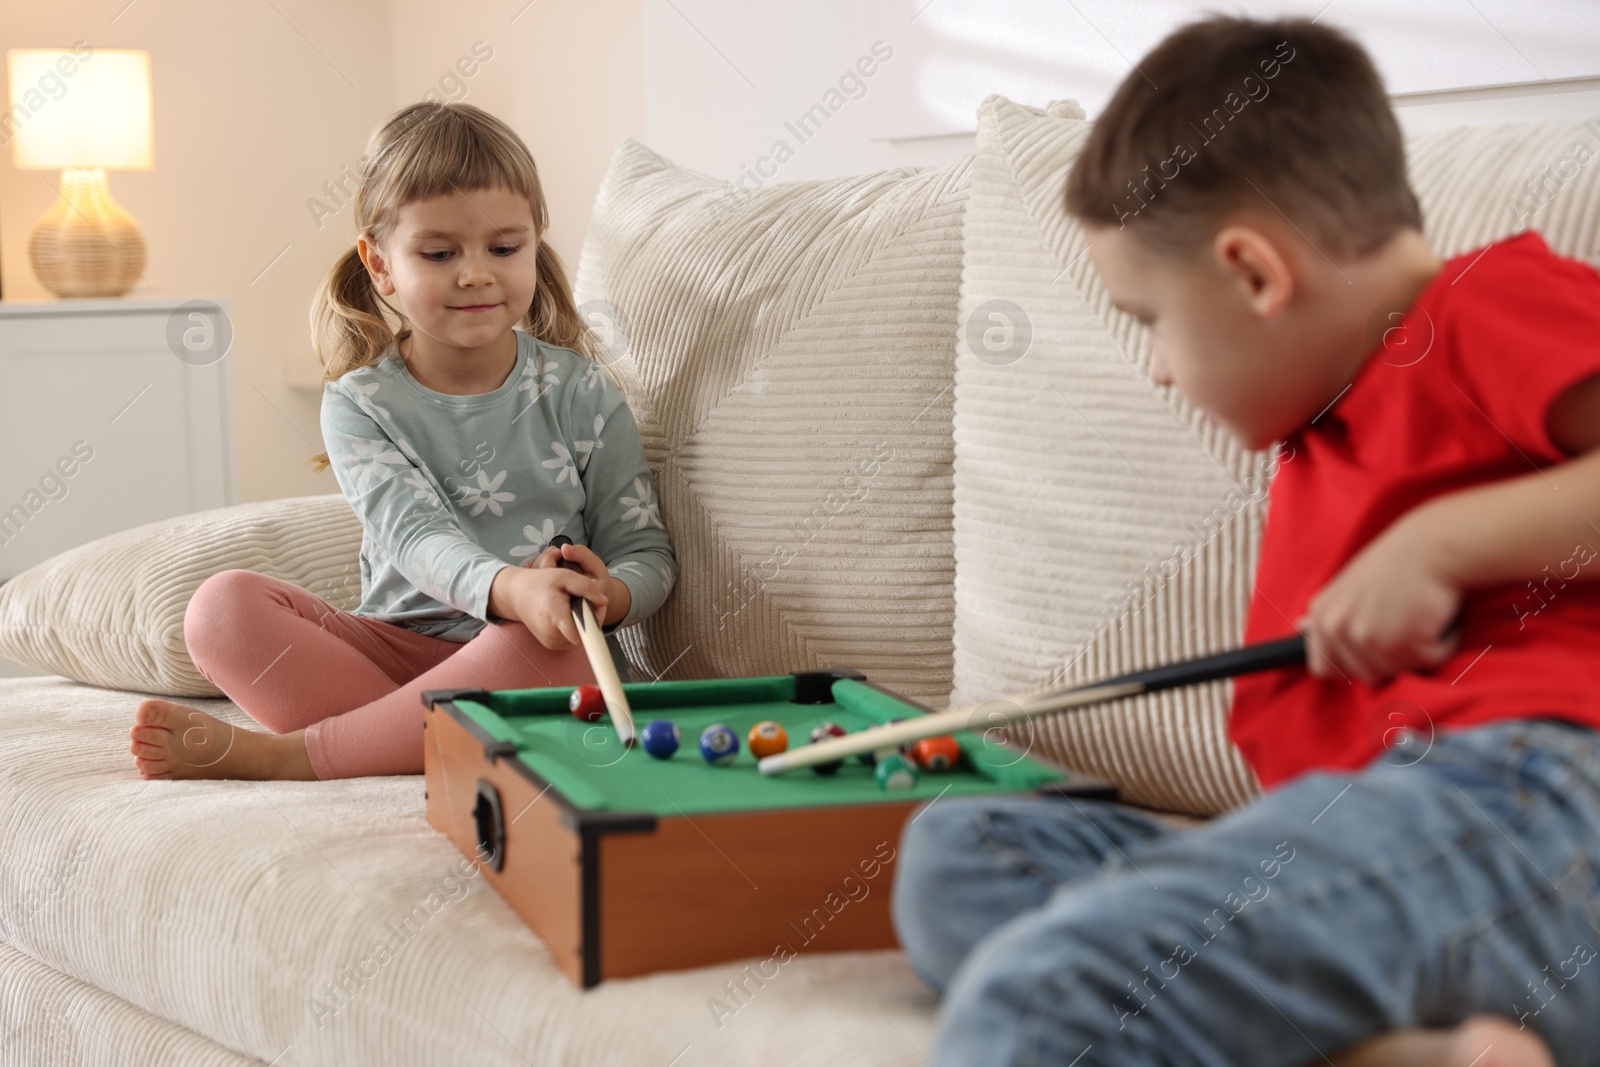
left=422, top=668, right=1115, bottom=987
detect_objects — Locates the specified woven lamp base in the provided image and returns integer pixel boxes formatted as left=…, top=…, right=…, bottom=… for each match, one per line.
left=29, top=167, right=147, bottom=298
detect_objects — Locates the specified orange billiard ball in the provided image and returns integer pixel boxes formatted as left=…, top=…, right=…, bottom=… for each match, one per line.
left=747, top=720, right=789, bottom=759
left=909, top=735, right=961, bottom=773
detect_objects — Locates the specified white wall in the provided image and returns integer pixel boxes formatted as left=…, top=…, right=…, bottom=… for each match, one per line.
left=0, top=0, right=396, bottom=506
left=4, top=0, right=1597, bottom=514
left=642, top=0, right=1600, bottom=181
left=1, top=0, right=646, bottom=507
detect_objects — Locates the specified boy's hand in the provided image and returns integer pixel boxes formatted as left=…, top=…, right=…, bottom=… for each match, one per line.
left=1298, top=515, right=1461, bottom=685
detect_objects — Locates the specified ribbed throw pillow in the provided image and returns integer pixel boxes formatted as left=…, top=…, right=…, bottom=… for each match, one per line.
left=0, top=495, right=363, bottom=696
left=574, top=139, right=971, bottom=705
left=952, top=97, right=1600, bottom=816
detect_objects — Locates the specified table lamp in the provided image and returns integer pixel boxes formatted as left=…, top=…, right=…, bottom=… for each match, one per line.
left=7, top=48, right=153, bottom=298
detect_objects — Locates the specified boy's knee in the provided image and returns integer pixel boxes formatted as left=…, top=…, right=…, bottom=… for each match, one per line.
left=892, top=799, right=991, bottom=990
left=895, top=798, right=983, bottom=901
left=937, top=905, right=1125, bottom=1063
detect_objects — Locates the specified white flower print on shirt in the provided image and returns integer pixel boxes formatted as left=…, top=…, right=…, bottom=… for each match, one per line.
left=347, top=378, right=391, bottom=421
left=518, top=357, right=561, bottom=402
left=339, top=434, right=408, bottom=494
left=402, top=469, right=442, bottom=509
left=366, top=531, right=394, bottom=565
left=618, top=476, right=663, bottom=531
left=510, top=519, right=568, bottom=562
left=574, top=415, right=606, bottom=474
left=458, top=469, right=515, bottom=517
left=393, top=439, right=445, bottom=509
left=543, top=442, right=579, bottom=487
left=581, top=363, right=604, bottom=392
left=613, top=559, right=676, bottom=603
left=406, top=540, right=460, bottom=606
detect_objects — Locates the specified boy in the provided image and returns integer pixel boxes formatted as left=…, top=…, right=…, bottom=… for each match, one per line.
left=893, top=15, right=1600, bottom=1067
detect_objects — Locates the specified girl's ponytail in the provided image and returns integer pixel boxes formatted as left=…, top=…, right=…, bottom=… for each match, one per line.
left=306, top=245, right=399, bottom=472
left=526, top=239, right=626, bottom=392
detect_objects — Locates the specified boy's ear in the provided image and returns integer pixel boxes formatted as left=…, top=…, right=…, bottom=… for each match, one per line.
left=1211, top=224, right=1294, bottom=319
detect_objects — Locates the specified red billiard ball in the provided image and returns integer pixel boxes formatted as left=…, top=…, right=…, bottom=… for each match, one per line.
left=568, top=685, right=605, bottom=722
left=809, top=721, right=847, bottom=776
left=909, top=735, right=961, bottom=773
left=747, top=720, right=788, bottom=759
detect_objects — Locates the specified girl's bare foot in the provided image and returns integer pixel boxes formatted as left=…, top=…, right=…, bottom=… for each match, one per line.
left=1331, top=1014, right=1555, bottom=1067
left=129, top=699, right=317, bottom=781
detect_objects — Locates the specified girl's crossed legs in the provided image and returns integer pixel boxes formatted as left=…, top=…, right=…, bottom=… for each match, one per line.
left=129, top=569, right=596, bottom=780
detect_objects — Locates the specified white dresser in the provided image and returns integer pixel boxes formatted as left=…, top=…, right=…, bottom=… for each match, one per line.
left=0, top=296, right=237, bottom=583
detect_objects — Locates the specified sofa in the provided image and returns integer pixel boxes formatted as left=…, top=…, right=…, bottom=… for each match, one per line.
left=1, top=95, right=1596, bottom=1065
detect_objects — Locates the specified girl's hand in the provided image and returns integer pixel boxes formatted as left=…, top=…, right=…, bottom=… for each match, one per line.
left=526, top=541, right=620, bottom=627
left=1298, top=513, right=1461, bottom=686
left=505, top=558, right=609, bottom=650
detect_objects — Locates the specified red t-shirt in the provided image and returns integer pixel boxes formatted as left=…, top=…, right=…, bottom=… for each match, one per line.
left=1230, top=231, right=1600, bottom=789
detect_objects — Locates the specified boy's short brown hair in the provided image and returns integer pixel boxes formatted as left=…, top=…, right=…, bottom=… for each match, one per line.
left=1064, top=16, right=1421, bottom=258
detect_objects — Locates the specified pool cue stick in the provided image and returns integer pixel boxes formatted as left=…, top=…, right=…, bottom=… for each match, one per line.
left=757, top=634, right=1307, bottom=775
left=548, top=535, right=636, bottom=747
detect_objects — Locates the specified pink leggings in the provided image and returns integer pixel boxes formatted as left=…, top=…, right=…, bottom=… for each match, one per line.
left=182, top=569, right=596, bottom=779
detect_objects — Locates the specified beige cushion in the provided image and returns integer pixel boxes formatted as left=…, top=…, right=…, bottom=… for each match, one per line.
left=0, top=495, right=362, bottom=696
left=1407, top=117, right=1600, bottom=263
left=574, top=139, right=970, bottom=705
left=951, top=97, right=1600, bottom=816
left=952, top=96, right=1266, bottom=816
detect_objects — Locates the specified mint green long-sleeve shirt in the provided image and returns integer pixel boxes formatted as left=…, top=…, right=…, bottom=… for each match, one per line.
left=320, top=329, right=676, bottom=678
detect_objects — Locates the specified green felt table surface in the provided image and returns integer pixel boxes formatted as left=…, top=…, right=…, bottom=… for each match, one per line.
left=449, top=674, right=1063, bottom=817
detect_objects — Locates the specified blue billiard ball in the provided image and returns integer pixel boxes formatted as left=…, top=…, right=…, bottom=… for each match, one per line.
left=699, top=723, right=740, bottom=765
left=641, top=719, right=680, bottom=760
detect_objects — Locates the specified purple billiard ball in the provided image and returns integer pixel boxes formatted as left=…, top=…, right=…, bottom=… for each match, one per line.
left=641, top=719, right=680, bottom=760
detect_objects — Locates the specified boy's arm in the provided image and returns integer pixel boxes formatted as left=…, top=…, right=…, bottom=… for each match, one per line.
left=1302, top=373, right=1600, bottom=684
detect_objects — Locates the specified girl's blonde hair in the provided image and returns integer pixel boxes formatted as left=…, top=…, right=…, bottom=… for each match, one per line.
left=308, top=101, right=615, bottom=472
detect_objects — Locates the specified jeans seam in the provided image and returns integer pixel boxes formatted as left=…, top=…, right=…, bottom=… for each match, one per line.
left=974, top=805, right=1164, bottom=891
left=1246, top=778, right=1546, bottom=919
left=1432, top=851, right=1600, bottom=1016
left=973, top=810, right=1084, bottom=891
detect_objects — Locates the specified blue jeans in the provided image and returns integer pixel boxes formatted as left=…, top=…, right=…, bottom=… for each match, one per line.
left=892, top=718, right=1600, bottom=1067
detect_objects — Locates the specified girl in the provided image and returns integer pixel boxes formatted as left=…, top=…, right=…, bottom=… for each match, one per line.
left=129, top=101, right=676, bottom=781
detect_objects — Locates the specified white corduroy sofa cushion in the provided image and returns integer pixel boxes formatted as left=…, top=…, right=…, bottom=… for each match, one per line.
left=0, top=675, right=938, bottom=1066
left=951, top=97, right=1600, bottom=816
left=0, top=495, right=362, bottom=696
left=574, top=139, right=971, bottom=705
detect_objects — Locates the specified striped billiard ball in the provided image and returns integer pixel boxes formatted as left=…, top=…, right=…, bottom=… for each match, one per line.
left=875, top=754, right=919, bottom=791
left=699, top=724, right=740, bottom=765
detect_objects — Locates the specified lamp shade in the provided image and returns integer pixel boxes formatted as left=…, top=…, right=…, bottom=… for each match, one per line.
left=7, top=48, right=153, bottom=170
